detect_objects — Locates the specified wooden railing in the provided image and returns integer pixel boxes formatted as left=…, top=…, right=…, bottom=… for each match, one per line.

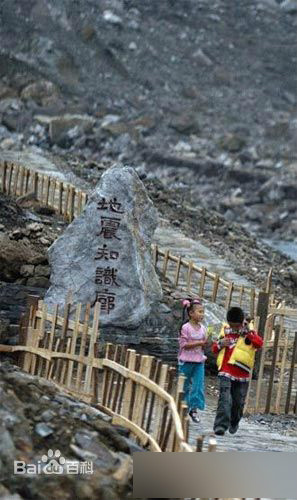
left=245, top=304, right=297, bottom=415
left=152, top=244, right=260, bottom=317
left=3, top=162, right=295, bottom=417
left=100, top=342, right=192, bottom=452
left=0, top=160, right=87, bottom=221
left=0, top=298, right=212, bottom=452
left=0, top=160, right=271, bottom=316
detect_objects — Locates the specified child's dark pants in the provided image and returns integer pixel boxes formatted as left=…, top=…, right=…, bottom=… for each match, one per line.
left=214, top=376, right=249, bottom=432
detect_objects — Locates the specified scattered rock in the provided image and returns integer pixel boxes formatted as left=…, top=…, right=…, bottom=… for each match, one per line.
left=0, top=362, right=135, bottom=499
left=220, top=134, right=246, bottom=153
left=19, top=264, right=35, bottom=277
left=0, top=318, right=10, bottom=341
left=101, top=114, right=121, bottom=129
left=192, top=48, right=213, bottom=66
left=266, top=120, right=290, bottom=139
left=35, top=422, right=54, bottom=437
left=101, top=115, right=154, bottom=139
left=27, top=222, right=44, bottom=233
left=103, top=10, right=123, bottom=25
left=288, top=264, right=297, bottom=285
left=110, top=133, right=134, bottom=155
left=0, top=98, right=23, bottom=113
left=26, top=276, right=49, bottom=288
left=244, top=206, right=263, bottom=222
left=257, top=0, right=279, bottom=10
left=34, top=265, right=50, bottom=277
left=0, top=83, right=18, bottom=99
left=169, top=113, right=201, bottom=134
left=39, top=237, right=50, bottom=245
left=256, top=158, right=274, bottom=168
left=280, top=0, right=297, bottom=13
left=2, top=114, right=22, bottom=132
left=220, top=196, right=246, bottom=209
left=49, top=114, right=95, bottom=146
left=0, top=234, right=46, bottom=281
left=181, top=86, right=200, bottom=99
left=128, top=42, right=137, bottom=50
left=0, top=124, right=10, bottom=139
left=20, top=80, right=59, bottom=104
left=283, top=90, right=296, bottom=104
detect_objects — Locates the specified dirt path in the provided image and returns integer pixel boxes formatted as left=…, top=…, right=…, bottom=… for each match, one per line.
left=153, top=218, right=252, bottom=286
left=188, top=377, right=297, bottom=452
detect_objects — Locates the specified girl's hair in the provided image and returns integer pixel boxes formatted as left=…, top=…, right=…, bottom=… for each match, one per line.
left=179, top=297, right=203, bottom=335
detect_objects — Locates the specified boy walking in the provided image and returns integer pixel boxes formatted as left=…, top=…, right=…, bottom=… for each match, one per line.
left=212, top=307, right=263, bottom=436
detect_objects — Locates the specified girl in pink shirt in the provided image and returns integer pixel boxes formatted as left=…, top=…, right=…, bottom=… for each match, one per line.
left=178, top=298, right=207, bottom=423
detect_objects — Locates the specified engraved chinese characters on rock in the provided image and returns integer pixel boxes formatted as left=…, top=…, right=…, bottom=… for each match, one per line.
left=95, top=197, right=123, bottom=314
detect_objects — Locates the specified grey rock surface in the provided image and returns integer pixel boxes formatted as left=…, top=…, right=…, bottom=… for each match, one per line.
left=45, top=164, right=162, bottom=327
left=280, top=0, right=297, bottom=13
left=0, top=361, right=134, bottom=500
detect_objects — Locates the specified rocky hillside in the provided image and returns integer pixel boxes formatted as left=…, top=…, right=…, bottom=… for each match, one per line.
left=0, top=0, right=296, bottom=349
left=0, top=361, right=138, bottom=500
left=1, top=0, right=296, bottom=240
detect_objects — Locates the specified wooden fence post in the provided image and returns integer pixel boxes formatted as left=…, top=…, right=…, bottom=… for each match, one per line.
left=225, top=282, right=233, bottom=309
left=69, top=186, right=75, bottom=222
left=19, top=166, right=24, bottom=196
left=122, top=349, right=136, bottom=418
left=285, top=331, right=297, bottom=414
left=174, top=256, right=182, bottom=287
left=265, top=325, right=280, bottom=414
left=162, top=249, right=170, bottom=278
left=199, top=267, right=206, bottom=298
left=253, top=291, right=270, bottom=379
left=186, top=261, right=194, bottom=293
left=250, top=288, right=256, bottom=318
left=265, top=268, right=273, bottom=294
left=13, top=164, right=20, bottom=196
left=32, top=172, right=38, bottom=197
left=2, top=161, right=7, bottom=193
left=58, top=182, right=63, bottom=215
left=18, top=295, right=40, bottom=368
left=212, top=274, right=220, bottom=303
left=275, top=331, right=288, bottom=414
left=254, top=315, right=271, bottom=413
left=77, top=190, right=82, bottom=216
left=7, top=163, right=13, bottom=195
left=152, top=364, right=169, bottom=445
left=133, top=355, right=153, bottom=427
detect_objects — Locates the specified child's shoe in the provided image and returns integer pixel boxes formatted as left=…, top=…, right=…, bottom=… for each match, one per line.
left=214, top=426, right=225, bottom=436
left=229, top=424, right=239, bottom=434
left=189, top=409, right=200, bottom=423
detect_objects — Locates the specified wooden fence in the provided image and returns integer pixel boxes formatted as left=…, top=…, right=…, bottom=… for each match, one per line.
left=2, top=161, right=296, bottom=417
left=152, top=244, right=262, bottom=317
left=0, top=160, right=87, bottom=222
left=0, top=298, right=218, bottom=452
left=0, top=160, right=271, bottom=317
left=245, top=305, right=297, bottom=415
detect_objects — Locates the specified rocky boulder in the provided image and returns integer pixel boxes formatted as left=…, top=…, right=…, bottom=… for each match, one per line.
left=49, top=114, right=95, bottom=146
left=280, top=0, right=297, bottom=13
left=0, top=234, right=46, bottom=282
left=0, top=361, right=135, bottom=500
left=169, top=113, right=201, bottom=134
left=45, top=164, right=163, bottom=328
left=20, top=79, right=59, bottom=105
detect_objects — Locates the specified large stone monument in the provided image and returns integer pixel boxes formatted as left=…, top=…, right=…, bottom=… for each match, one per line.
left=45, top=165, right=163, bottom=328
